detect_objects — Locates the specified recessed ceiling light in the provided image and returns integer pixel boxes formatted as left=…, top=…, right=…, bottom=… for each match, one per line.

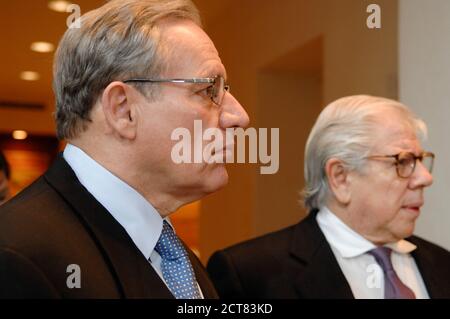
left=20, top=71, right=40, bottom=81
left=12, top=130, right=28, bottom=140
left=48, top=0, right=71, bottom=13
left=31, top=42, right=55, bottom=53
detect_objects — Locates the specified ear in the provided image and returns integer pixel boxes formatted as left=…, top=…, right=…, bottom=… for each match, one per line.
left=101, top=81, right=137, bottom=140
left=325, top=158, right=352, bottom=205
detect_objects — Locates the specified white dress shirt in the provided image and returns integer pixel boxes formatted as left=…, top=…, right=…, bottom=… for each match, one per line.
left=316, top=206, right=429, bottom=299
left=63, top=144, right=203, bottom=297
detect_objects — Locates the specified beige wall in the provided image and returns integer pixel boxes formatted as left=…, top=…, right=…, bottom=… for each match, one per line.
left=399, top=0, right=450, bottom=250
left=255, top=71, right=322, bottom=235
left=200, top=0, right=398, bottom=263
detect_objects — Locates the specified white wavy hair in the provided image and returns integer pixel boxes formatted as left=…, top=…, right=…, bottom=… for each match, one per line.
left=303, top=95, right=427, bottom=210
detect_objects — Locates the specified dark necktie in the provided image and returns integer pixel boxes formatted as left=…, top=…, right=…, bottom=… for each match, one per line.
left=154, top=221, right=201, bottom=299
left=368, top=246, right=416, bottom=299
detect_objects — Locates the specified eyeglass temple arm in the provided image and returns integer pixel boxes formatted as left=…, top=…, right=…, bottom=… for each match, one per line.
left=123, top=78, right=216, bottom=84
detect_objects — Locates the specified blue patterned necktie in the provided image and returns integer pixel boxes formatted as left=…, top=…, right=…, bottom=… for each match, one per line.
left=154, top=221, right=202, bottom=299
left=368, top=246, right=416, bottom=299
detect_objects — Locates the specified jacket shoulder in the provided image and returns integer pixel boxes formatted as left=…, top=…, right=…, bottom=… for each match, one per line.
left=217, top=223, right=297, bottom=259
left=0, top=247, right=60, bottom=298
left=409, top=235, right=450, bottom=268
left=0, top=175, right=119, bottom=298
left=409, top=235, right=450, bottom=256
left=0, top=176, right=76, bottom=246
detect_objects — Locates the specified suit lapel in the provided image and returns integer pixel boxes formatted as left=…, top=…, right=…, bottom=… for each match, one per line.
left=188, top=250, right=219, bottom=299
left=289, top=212, right=354, bottom=299
left=44, top=155, right=173, bottom=298
left=408, top=236, right=445, bottom=298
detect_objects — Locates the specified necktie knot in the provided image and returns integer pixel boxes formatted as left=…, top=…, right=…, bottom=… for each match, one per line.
left=155, top=221, right=187, bottom=260
left=367, top=246, right=416, bottom=299
left=154, top=220, right=201, bottom=299
left=368, top=246, right=394, bottom=272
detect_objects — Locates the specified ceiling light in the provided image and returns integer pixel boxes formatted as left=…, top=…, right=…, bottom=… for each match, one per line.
left=20, top=71, right=40, bottom=81
left=12, top=130, right=28, bottom=140
left=31, top=42, right=55, bottom=53
left=48, top=0, right=71, bottom=13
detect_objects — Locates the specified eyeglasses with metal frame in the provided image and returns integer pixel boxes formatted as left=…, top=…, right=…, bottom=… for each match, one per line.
left=123, top=75, right=229, bottom=106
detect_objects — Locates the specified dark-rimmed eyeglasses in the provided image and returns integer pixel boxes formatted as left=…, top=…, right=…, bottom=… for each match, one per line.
left=365, top=151, right=435, bottom=178
left=123, top=75, right=230, bottom=106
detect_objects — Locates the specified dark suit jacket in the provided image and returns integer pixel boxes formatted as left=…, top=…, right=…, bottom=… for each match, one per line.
left=0, top=155, right=218, bottom=299
left=207, top=211, right=450, bottom=299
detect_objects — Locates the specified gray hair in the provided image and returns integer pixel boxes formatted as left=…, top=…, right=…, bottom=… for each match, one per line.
left=53, top=0, right=201, bottom=140
left=303, top=95, right=427, bottom=211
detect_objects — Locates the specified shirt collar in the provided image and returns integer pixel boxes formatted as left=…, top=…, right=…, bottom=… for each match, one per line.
left=63, top=144, right=168, bottom=260
left=316, top=206, right=417, bottom=258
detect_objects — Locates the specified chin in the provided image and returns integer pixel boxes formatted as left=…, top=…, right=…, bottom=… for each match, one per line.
left=202, top=165, right=229, bottom=194
left=396, top=224, right=416, bottom=240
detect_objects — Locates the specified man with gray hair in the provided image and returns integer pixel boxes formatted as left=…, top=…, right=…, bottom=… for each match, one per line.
left=208, top=95, right=450, bottom=299
left=0, top=0, right=248, bottom=298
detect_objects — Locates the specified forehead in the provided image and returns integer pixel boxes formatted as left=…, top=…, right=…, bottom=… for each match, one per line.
left=158, top=19, right=226, bottom=78
left=370, top=108, right=421, bottom=153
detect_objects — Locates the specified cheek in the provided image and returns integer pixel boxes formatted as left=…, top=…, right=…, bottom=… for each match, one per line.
left=352, top=173, right=407, bottom=221
left=373, top=179, right=410, bottom=223
left=386, top=179, right=409, bottom=206
left=141, top=107, right=197, bottom=149
left=173, top=103, right=220, bottom=138
left=143, top=97, right=221, bottom=161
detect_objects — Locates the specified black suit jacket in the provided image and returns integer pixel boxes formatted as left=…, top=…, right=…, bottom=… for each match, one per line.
left=207, top=211, right=450, bottom=299
left=0, top=156, right=218, bottom=299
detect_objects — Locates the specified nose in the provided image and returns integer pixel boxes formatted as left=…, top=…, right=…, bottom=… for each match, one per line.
left=409, top=159, right=433, bottom=189
left=219, top=92, right=250, bottom=129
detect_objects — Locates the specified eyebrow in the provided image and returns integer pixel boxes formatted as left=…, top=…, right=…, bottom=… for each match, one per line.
left=397, top=147, right=424, bottom=155
left=198, top=66, right=227, bottom=81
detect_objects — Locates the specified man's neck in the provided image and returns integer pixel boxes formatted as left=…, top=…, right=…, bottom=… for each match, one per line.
left=326, top=202, right=397, bottom=245
left=67, top=141, right=192, bottom=217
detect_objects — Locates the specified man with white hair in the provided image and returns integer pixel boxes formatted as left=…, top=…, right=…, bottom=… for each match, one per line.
left=0, top=0, right=248, bottom=298
left=207, top=95, right=450, bottom=299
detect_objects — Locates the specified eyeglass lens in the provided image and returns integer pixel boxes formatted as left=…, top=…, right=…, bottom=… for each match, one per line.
left=397, top=153, right=434, bottom=177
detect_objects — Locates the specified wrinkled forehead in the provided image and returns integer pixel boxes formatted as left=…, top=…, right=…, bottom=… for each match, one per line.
left=157, top=18, right=225, bottom=78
